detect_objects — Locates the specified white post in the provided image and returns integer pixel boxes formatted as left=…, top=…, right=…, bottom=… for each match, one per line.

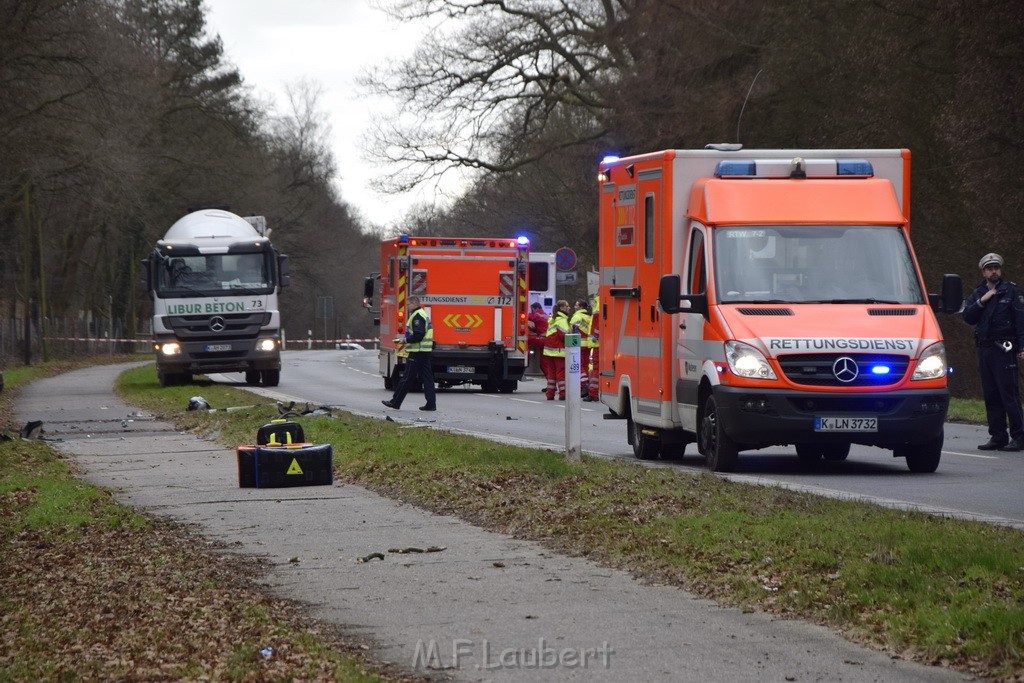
left=307, top=329, right=313, bottom=350
left=564, top=333, right=582, bottom=461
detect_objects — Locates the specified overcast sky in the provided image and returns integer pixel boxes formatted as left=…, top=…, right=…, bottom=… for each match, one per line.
left=203, top=0, right=427, bottom=228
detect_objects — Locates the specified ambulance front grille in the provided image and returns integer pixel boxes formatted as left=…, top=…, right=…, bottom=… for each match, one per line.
left=777, top=353, right=911, bottom=387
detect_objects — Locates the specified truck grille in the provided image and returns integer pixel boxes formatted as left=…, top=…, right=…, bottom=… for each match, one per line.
left=165, top=312, right=271, bottom=341
left=777, top=353, right=911, bottom=387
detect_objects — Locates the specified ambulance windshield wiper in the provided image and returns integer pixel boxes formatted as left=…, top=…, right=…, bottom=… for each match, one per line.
left=804, top=298, right=903, bottom=304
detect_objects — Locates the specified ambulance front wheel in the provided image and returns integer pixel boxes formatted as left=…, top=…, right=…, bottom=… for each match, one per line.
left=701, top=395, right=739, bottom=472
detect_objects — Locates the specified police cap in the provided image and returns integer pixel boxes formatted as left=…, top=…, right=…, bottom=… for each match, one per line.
left=979, top=253, right=1004, bottom=269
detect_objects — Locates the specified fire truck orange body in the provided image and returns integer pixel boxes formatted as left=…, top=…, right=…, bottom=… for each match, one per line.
left=366, top=235, right=530, bottom=392
left=597, top=147, right=962, bottom=472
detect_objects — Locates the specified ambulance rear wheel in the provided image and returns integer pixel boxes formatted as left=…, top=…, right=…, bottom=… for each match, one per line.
left=898, top=433, right=942, bottom=473
left=628, top=416, right=660, bottom=460
left=498, top=380, right=517, bottom=393
left=701, top=395, right=738, bottom=472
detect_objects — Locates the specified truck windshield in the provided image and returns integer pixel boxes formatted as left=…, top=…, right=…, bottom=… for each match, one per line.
left=155, top=252, right=273, bottom=298
left=713, top=225, right=925, bottom=305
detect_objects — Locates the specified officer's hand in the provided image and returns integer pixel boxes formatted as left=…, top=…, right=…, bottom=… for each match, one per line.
left=981, top=289, right=998, bottom=304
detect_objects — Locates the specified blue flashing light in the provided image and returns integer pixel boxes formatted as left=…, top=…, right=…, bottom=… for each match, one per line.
left=398, top=234, right=410, bottom=244
left=517, top=236, right=530, bottom=246
left=837, top=160, right=874, bottom=176
left=715, top=161, right=756, bottom=177
left=601, top=155, right=620, bottom=164
left=871, top=365, right=890, bottom=375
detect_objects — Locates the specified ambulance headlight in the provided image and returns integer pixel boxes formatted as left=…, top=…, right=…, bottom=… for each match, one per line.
left=159, top=342, right=181, bottom=356
left=257, top=338, right=278, bottom=352
left=912, top=342, right=946, bottom=380
left=725, top=341, right=776, bottom=380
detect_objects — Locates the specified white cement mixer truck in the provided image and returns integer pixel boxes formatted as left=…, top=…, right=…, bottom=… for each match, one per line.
left=144, top=209, right=289, bottom=387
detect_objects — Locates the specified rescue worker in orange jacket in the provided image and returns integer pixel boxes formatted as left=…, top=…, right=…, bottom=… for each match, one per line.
left=543, top=300, right=571, bottom=400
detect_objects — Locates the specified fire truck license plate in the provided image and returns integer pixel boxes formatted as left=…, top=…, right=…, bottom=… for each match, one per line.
left=448, top=365, right=474, bottom=374
left=205, top=344, right=231, bottom=352
left=815, top=417, right=877, bottom=432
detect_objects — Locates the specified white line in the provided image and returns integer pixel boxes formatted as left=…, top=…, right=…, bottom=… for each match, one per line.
left=944, top=450, right=999, bottom=459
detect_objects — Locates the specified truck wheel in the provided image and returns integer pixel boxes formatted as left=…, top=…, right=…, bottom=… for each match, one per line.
left=481, top=380, right=499, bottom=393
left=245, top=370, right=260, bottom=385
left=898, top=434, right=943, bottom=473
left=628, top=416, right=660, bottom=460
left=158, top=371, right=172, bottom=388
left=499, top=380, right=517, bottom=393
left=701, top=395, right=738, bottom=472
left=262, top=369, right=280, bottom=387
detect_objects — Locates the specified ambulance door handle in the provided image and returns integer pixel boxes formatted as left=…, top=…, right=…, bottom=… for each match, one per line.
left=679, top=321, right=686, bottom=330
left=650, top=304, right=657, bottom=322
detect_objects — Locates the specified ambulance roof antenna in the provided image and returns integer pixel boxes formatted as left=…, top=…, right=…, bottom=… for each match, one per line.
left=736, top=68, right=763, bottom=144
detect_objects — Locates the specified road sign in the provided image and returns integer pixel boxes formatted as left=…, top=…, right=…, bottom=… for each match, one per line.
left=556, top=271, right=577, bottom=284
left=555, top=247, right=577, bottom=271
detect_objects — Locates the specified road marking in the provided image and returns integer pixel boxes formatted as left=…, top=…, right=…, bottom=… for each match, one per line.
left=944, top=450, right=999, bottom=459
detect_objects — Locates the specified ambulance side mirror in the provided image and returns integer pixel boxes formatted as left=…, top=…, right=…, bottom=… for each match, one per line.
left=362, top=276, right=375, bottom=308
left=930, top=273, right=962, bottom=314
left=658, top=275, right=709, bottom=318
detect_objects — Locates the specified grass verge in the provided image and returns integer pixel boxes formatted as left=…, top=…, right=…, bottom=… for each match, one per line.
left=115, top=365, right=1024, bottom=680
left=0, top=359, right=424, bottom=682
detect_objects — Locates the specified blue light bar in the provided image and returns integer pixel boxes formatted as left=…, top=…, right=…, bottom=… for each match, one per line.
left=837, top=160, right=874, bottom=176
left=715, top=161, right=756, bottom=177
left=398, top=234, right=410, bottom=244
left=602, top=155, right=620, bottom=164
left=517, top=236, right=530, bottom=246
left=871, top=365, right=890, bottom=375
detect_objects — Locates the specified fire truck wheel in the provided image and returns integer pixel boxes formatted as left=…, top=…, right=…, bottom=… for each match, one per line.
left=498, top=380, right=517, bottom=394
left=245, top=370, right=261, bottom=385
left=701, top=395, right=738, bottom=472
left=628, top=416, right=660, bottom=460
left=898, top=434, right=943, bottom=473
left=262, top=369, right=280, bottom=387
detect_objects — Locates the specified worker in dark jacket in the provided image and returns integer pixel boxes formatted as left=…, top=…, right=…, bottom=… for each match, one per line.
left=382, top=295, right=437, bottom=411
left=962, top=253, right=1024, bottom=451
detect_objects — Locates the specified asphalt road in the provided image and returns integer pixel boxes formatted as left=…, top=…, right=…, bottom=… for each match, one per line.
left=19, top=360, right=971, bottom=682
left=211, top=349, right=1024, bottom=530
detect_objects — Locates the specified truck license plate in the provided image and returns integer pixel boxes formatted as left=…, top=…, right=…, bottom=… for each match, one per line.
left=205, top=344, right=231, bottom=352
left=815, top=416, right=877, bottom=432
left=447, top=365, right=474, bottom=374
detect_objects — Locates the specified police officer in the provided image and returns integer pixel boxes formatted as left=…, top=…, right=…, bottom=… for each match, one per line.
left=382, top=295, right=437, bottom=411
left=962, top=253, right=1024, bottom=451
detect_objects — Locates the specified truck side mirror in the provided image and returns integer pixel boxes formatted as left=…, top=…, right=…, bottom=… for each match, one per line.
left=938, top=273, right=963, bottom=314
left=141, top=258, right=151, bottom=288
left=658, top=275, right=709, bottom=318
left=277, top=254, right=290, bottom=288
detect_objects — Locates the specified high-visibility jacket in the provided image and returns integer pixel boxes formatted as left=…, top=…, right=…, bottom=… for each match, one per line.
left=544, top=311, right=570, bottom=358
left=405, top=307, right=434, bottom=352
left=571, top=309, right=595, bottom=349
left=588, top=310, right=600, bottom=348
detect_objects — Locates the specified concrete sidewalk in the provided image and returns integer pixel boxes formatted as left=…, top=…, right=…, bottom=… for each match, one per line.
left=18, top=363, right=966, bottom=682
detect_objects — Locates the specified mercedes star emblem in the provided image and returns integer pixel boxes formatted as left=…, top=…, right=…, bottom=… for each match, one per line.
left=832, top=356, right=859, bottom=383
left=209, top=316, right=226, bottom=332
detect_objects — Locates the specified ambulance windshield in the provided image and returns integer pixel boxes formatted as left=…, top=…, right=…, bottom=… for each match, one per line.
left=155, top=252, right=273, bottom=298
left=714, top=225, right=924, bottom=305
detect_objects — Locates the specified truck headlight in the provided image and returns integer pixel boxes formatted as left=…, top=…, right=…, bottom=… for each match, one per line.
left=725, top=340, right=776, bottom=379
left=912, top=342, right=946, bottom=380
left=159, top=342, right=181, bottom=356
left=257, top=338, right=278, bottom=352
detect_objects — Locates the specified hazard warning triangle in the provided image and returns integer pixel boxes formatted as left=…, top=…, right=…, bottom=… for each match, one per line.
left=286, top=458, right=304, bottom=475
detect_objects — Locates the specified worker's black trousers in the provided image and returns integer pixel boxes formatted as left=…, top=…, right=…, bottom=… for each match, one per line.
left=390, top=352, right=436, bottom=409
left=978, top=345, right=1024, bottom=442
